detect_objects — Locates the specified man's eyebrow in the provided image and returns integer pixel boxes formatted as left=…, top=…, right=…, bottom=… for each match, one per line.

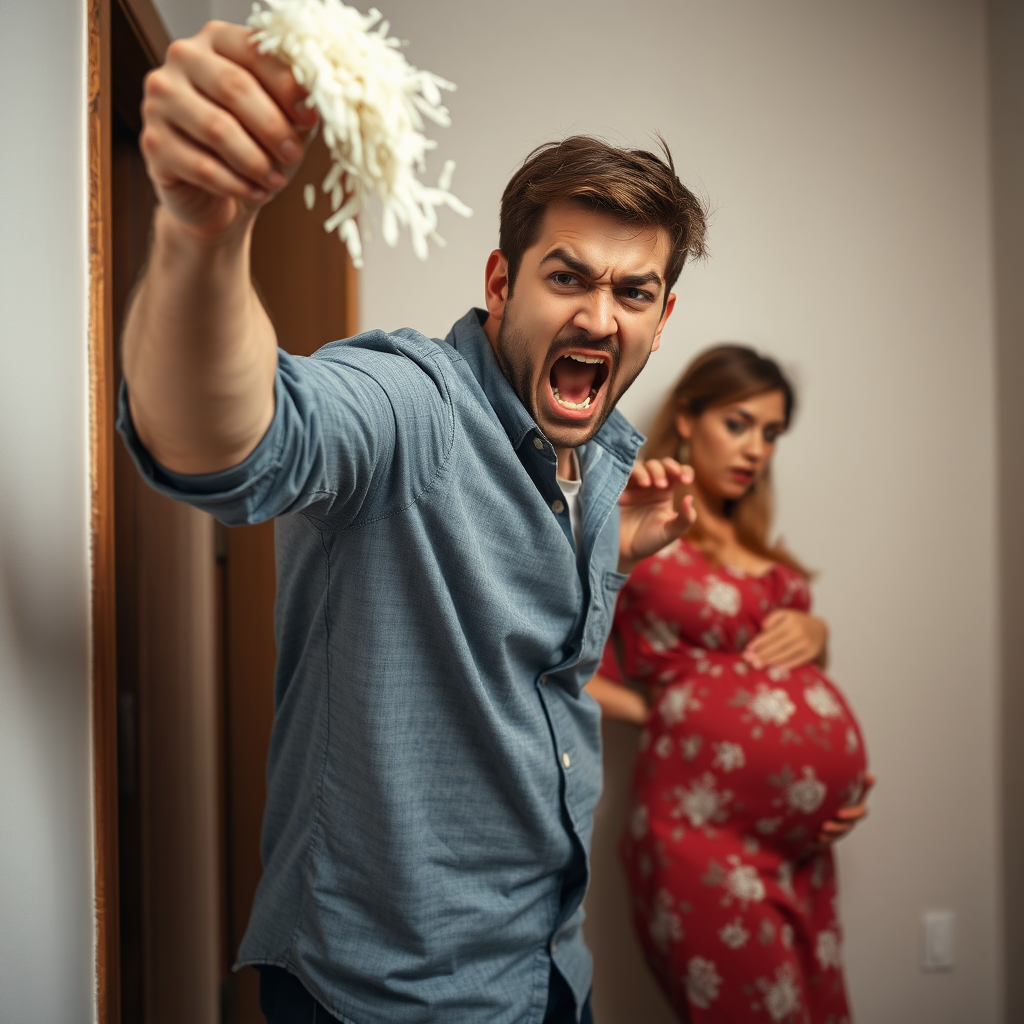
left=617, top=270, right=664, bottom=291
left=538, top=248, right=594, bottom=279
left=539, top=248, right=664, bottom=292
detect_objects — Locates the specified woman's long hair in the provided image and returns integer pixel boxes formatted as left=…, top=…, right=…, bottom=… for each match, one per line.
left=642, top=344, right=812, bottom=578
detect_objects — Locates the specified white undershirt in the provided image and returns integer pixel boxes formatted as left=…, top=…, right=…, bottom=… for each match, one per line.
left=556, top=450, right=584, bottom=553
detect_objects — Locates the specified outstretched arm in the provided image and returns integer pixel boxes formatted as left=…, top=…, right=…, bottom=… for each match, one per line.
left=584, top=673, right=648, bottom=725
left=123, top=21, right=318, bottom=475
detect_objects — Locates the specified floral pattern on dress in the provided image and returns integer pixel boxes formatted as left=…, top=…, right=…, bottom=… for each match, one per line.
left=600, top=539, right=868, bottom=1023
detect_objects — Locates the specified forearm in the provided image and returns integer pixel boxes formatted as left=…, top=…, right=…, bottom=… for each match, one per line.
left=584, top=673, right=648, bottom=725
left=122, top=205, right=278, bottom=474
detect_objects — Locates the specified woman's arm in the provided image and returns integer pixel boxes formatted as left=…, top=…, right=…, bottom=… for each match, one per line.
left=585, top=673, right=649, bottom=725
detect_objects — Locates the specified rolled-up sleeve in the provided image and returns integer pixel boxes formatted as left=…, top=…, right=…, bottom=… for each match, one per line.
left=116, top=333, right=454, bottom=528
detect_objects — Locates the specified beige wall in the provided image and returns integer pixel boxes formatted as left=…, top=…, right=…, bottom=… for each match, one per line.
left=989, top=0, right=1024, bottom=1020
left=0, top=3, right=95, bottom=1023
left=168, top=0, right=1008, bottom=1019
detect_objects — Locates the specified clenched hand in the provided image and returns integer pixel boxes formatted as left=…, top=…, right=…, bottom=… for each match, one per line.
left=141, top=21, right=318, bottom=236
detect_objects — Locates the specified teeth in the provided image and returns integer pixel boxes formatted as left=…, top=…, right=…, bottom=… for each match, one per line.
left=565, top=354, right=604, bottom=364
left=552, top=387, right=598, bottom=411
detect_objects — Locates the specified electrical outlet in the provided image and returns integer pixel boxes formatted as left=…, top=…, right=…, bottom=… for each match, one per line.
left=921, top=910, right=955, bottom=972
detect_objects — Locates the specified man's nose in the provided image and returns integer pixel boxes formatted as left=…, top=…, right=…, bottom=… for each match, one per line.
left=572, top=289, right=617, bottom=340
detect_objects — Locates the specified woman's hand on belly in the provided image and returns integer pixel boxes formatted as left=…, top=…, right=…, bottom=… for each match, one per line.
left=744, top=610, right=829, bottom=670
left=817, top=771, right=875, bottom=845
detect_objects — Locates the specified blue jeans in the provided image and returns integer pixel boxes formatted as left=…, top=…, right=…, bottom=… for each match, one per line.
left=258, top=964, right=594, bottom=1024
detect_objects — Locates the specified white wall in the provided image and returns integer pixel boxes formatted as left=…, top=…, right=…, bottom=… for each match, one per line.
left=346, top=1, right=1001, bottom=1021
left=0, top=3, right=95, bottom=1023
left=989, top=0, right=1024, bottom=1018
left=187, top=1, right=1005, bottom=1020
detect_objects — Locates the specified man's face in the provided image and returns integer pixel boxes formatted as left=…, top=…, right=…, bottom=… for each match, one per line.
left=484, top=203, right=676, bottom=449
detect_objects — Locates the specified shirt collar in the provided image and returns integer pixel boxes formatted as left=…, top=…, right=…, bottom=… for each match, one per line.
left=445, top=308, right=645, bottom=467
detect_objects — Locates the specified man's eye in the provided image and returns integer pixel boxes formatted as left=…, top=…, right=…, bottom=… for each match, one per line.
left=551, top=272, right=578, bottom=287
left=623, top=287, right=653, bottom=303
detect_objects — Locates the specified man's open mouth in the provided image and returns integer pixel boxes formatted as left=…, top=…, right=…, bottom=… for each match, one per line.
left=548, top=352, right=610, bottom=412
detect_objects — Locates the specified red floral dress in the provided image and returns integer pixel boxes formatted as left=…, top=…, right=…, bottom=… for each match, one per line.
left=598, top=539, right=868, bottom=1023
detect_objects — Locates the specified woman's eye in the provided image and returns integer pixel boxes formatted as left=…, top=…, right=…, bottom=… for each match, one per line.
left=725, top=419, right=745, bottom=435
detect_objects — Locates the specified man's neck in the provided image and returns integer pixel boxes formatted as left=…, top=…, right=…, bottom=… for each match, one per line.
left=555, top=447, right=577, bottom=480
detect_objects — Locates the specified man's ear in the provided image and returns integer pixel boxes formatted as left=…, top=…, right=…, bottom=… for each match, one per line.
left=484, top=250, right=510, bottom=322
left=651, top=292, right=676, bottom=354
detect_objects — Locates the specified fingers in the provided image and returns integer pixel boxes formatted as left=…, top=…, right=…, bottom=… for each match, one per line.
left=745, top=611, right=825, bottom=669
left=817, top=775, right=875, bottom=843
left=817, top=821, right=854, bottom=844
left=145, top=70, right=287, bottom=195
left=184, top=32, right=308, bottom=164
left=818, top=805, right=869, bottom=843
left=141, top=21, right=316, bottom=216
left=749, top=640, right=813, bottom=670
left=625, top=458, right=693, bottom=493
left=141, top=119, right=269, bottom=204
left=206, top=21, right=318, bottom=131
left=627, top=462, right=653, bottom=490
left=745, top=620, right=798, bottom=663
left=659, top=494, right=698, bottom=544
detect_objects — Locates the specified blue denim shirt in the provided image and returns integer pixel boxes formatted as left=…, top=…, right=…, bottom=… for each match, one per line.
left=118, top=308, right=643, bottom=1024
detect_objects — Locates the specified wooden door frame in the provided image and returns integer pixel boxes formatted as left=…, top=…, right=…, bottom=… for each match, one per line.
left=88, top=2, right=170, bottom=1021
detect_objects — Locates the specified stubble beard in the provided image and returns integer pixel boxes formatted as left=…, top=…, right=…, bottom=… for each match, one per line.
left=495, top=306, right=651, bottom=448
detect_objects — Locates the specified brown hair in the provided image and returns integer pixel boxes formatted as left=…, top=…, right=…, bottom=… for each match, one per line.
left=643, top=344, right=812, bottom=578
left=499, top=135, right=708, bottom=298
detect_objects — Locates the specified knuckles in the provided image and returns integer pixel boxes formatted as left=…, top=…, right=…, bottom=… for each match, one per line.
left=165, top=37, right=195, bottom=65
left=139, top=126, right=161, bottom=159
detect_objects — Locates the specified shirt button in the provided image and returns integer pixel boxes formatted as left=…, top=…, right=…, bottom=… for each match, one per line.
left=562, top=752, right=571, bottom=769
left=540, top=675, right=548, bottom=686
left=551, top=940, right=558, bottom=953
left=533, top=437, right=545, bottom=450
left=552, top=499, right=565, bottom=514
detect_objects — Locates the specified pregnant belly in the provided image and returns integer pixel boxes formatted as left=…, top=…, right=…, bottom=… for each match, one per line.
left=634, top=656, right=868, bottom=858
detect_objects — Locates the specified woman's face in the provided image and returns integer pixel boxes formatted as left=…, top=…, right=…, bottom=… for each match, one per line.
left=677, top=390, right=788, bottom=503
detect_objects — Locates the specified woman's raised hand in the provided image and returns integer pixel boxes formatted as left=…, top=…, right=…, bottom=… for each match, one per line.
left=140, top=21, right=319, bottom=236
left=744, top=609, right=828, bottom=670
left=617, top=458, right=697, bottom=574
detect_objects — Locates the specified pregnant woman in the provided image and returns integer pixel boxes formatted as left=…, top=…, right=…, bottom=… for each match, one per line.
left=589, top=345, right=872, bottom=1023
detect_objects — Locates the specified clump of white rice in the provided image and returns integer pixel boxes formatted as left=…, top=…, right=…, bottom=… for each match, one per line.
left=248, top=0, right=471, bottom=267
